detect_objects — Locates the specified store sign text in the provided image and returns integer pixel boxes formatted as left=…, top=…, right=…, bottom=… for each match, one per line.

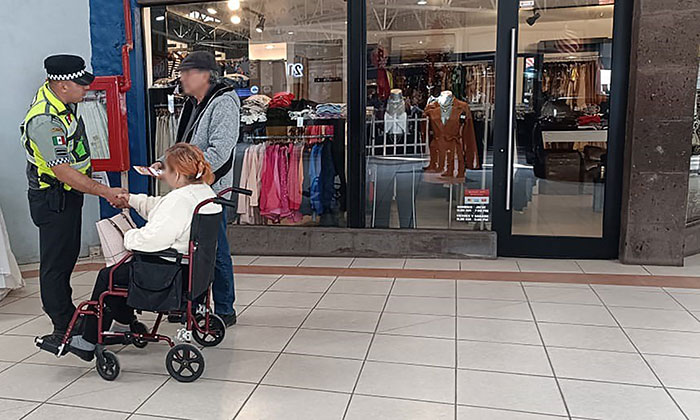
left=286, top=63, right=304, bottom=78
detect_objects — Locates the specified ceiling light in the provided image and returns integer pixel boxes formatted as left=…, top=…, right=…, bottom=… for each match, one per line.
left=155, top=15, right=165, bottom=21
left=207, top=8, right=217, bottom=14
left=230, top=14, right=241, bottom=24
left=288, top=31, right=294, bottom=35
left=265, top=44, right=274, bottom=49
left=526, top=10, right=541, bottom=26
left=417, top=0, right=428, bottom=5
left=228, top=0, right=240, bottom=11
left=255, top=15, right=265, bottom=33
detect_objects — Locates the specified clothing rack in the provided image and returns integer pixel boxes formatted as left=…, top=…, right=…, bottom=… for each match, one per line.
left=246, top=134, right=334, bottom=143
left=386, top=59, right=493, bottom=70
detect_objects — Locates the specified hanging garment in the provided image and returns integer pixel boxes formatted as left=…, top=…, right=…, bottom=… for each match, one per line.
left=319, top=141, right=337, bottom=215
left=287, top=143, right=304, bottom=212
left=238, top=144, right=265, bottom=224
left=309, top=144, right=323, bottom=214
left=423, top=98, right=480, bottom=178
left=79, top=100, right=110, bottom=159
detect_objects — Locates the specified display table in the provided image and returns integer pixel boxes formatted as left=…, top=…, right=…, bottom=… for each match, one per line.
left=0, top=207, right=24, bottom=301
left=542, top=129, right=608, bottom=143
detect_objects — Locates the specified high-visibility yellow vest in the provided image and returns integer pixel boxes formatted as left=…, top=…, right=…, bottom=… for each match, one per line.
left=21, top=82, right=91, bottom=190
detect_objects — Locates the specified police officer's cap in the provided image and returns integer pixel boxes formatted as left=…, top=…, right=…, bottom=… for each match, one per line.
left=44, top=54, right=95, bottom=86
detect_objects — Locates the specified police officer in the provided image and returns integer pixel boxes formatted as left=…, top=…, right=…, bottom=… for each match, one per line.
left=22, top=55, right=128, bottom=346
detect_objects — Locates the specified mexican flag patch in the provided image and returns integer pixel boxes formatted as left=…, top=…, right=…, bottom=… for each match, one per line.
left=52, top=135, right=66, bottom=146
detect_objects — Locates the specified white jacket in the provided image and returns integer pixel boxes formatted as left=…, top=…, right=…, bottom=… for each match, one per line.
left=124, top=183, right=221, bottom=254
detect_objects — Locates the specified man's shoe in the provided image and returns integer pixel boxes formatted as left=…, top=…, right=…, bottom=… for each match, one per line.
left=68, top=344, right=95, bottom=362
left=68, top=336, right=95, bottom=362
left=37, top=333, right=69, bottom=355
left=218, top=311, right=237, bottom=327
left=167, top=313, right=184, bottom=324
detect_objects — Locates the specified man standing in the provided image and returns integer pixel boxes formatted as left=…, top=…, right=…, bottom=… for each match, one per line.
left=22, top=55, right=127, bottom=346
left=154, top=51, right=240, bottom=326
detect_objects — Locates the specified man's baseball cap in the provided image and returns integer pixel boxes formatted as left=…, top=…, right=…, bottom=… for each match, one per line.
left=178, top=51, right=219, bottom=72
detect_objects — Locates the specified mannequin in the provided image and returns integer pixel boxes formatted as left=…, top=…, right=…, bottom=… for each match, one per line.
left=423, top=90, right=479, bottom=178
left=385, top=89, right=407, bottom=135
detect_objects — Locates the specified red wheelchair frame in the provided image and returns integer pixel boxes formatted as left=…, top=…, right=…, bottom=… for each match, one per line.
left=35, top=187, right=250, bottom=382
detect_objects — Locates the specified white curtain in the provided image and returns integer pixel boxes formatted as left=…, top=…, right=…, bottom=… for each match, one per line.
left=0, top=206, right=24, bottom=301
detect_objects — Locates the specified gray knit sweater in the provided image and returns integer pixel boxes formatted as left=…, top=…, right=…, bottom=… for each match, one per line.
left=179, top=89, right=240, bottom=194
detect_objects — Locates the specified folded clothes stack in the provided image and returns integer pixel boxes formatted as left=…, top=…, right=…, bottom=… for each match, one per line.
left=269, top=92, right=295, bottom=109
left=314, top=103, right=346, bottom=119
left=267, top=107, right=293, bottom=126
left=241, top=94, right=271, bottom=125
left=288, top=108, right=314, bottom=120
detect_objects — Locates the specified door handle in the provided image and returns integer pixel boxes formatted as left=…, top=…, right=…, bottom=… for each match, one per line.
left=506, top=26, right=516, bottom=211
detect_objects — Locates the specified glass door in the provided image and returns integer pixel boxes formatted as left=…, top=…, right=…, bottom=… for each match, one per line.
left=492, top=0, right=629, bottom=258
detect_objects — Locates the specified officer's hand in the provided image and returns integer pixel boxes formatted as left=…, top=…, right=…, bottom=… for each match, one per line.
left=105, top=188, right=129, bottom=209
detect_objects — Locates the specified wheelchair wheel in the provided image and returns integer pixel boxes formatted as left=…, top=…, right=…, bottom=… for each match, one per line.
left=131, top=321, right=149, bottom=349
left=96, top=350, right=120, bottom=381
left=192, top=314, right=225, bottom=347
left=166, top=344, right=205, bottom=383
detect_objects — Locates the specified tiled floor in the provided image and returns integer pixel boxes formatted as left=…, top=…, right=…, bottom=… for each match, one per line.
left=3, top=256, right=700, bottom=419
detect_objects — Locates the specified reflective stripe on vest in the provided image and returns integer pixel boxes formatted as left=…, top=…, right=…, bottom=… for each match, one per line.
left=21, top=82, right=91, bottom=190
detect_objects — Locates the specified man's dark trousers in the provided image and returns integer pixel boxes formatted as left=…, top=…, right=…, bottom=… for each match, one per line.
left=28, top=189, right=83, bottom=333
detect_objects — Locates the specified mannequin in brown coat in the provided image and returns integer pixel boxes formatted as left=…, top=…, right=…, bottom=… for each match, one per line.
left=423, top=92, right=480, bottom=178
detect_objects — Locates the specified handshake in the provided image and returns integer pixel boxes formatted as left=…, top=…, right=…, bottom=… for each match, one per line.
left=103, top=187, right=131, bottom=209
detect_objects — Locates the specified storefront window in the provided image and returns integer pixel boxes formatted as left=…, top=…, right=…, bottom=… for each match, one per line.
left=687, top=58, right=700, bottom=223
left=365, top=0, right=497, bottom=230
left=145, top=0, right=347, bottom=226
left=512, top=2, right=614, bottom=238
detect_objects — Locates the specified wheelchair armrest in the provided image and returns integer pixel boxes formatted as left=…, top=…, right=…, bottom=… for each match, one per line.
left=132, top=248, right=182, bottom=259
left=213, top=197, right=237, bottom=208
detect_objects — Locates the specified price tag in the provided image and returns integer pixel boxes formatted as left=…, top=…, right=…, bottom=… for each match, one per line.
left=167, top=94, right=175, bottom=114
left=297, top=117, right=304, bottom=128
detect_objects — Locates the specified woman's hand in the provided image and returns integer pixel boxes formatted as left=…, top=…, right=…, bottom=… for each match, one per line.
left=150, top=161, right=164, bottom=178
left=116, top=193, right=131, bottom=208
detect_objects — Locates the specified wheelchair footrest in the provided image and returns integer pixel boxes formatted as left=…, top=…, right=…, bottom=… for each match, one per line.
left=34, top=336, right=66, bottom=356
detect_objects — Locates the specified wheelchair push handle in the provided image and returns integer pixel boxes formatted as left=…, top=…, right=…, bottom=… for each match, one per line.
left=212, top=187, right=252, bottom=209
left=218, top=187, right=252, bottom=197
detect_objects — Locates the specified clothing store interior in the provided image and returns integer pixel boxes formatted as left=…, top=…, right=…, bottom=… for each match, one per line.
left=142, top=0, right=615, bottom=238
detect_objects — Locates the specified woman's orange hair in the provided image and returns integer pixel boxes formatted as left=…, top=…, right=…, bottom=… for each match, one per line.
left=164, top=143, right=215, bottom=185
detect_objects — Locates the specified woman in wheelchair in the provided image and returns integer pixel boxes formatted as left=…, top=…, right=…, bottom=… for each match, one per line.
left=69, top=143, right=222, bottom=361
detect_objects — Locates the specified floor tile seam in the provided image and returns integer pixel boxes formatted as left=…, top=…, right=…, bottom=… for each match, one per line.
left=0, top=314, right=43, bottom=335
left=34, top=400, right=134, bottom=415
left=340, top=277, right=398, bottom=420
left=454, top=280, right=458, bottom=420
left=238, top=273, right=291, bottom=314
left=534, top=319, right=622, bottom=328
left=18, top=366, right=94, bottom=420
left=661, top=289, right=700, bottom=324
left=232, top=274, right=342, bottom=420
left=128, top=377, right=176, bottom=419
left=127, top=412, right=191, bottom=420
left=350, top=391, right=453, bottom=408
left=616, top=325, right=700, bottom=334
left=456, top=402, right=573, bottom=419
left=521, top=283, right=572, bottom=419
left=588, top=286, right=691, bottom=420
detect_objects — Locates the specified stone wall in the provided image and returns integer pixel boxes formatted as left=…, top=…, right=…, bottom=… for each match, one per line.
left=619, top=1, right=700, bottom=265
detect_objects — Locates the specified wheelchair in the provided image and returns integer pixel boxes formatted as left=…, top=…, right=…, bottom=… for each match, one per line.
left=34, top=186, right=251, bottom=383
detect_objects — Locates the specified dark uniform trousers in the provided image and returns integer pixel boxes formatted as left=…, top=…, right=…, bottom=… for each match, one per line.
left=28, top=188, right=84, bottom=332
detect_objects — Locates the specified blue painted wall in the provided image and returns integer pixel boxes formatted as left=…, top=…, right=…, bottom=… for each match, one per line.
left=89, top=0, right=148, bottom=220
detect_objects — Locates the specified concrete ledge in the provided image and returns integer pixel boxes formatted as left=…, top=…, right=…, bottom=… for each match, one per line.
left=227, top=226, right=497, bottom=259
left=685, top=221, right=700, bottom=257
